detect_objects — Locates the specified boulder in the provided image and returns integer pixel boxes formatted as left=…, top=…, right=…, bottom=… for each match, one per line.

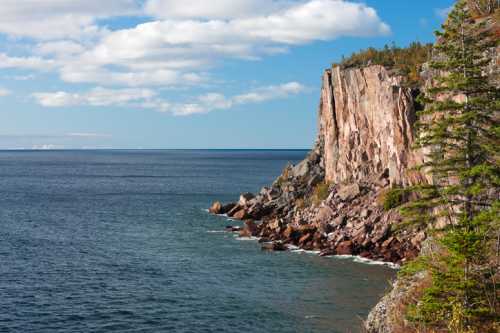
left=243, top=220, right=258, bottom=236
left=411, top=231, right=426, bottom=248
left=283, top=225, right=296, bottom=239
left=239, top=229, right=252, bottom=238
left=337, top=183, right=361, bottom=201
left=232, top=209, right=249, bottom=220
left=268, top=219, right=282, bottom=231
left=227, top=204, right=242, bottom=217
left=208, top=201, right=222, bottom=214
left=221, top=203, right=236, bottom=214
left=335, top=240, right=353, bottom=255
left=332, top=215, right=347, bottom=227
left=261, top=241, right=286, bottom=251
left=239, top=192, right=255, bottom=207
left=298, top=233, right=312, bottom=245
left=315, top=206, right=334, bottom=224
left=267, top=187, right=281, bottom=201
left=319, top=249, right=335, bottom=257
left=292, top=159, right=310, bottom=178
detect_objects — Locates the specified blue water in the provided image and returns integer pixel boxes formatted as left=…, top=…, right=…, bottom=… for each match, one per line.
left=0, top=150, right=394, bottom=333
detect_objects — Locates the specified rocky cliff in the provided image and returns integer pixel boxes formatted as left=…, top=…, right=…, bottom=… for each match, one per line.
left=320, top=65, right=429, bottom=186
left=209, top=64, right=428, bottom=264
left=209, top=8, right=499, bottom=332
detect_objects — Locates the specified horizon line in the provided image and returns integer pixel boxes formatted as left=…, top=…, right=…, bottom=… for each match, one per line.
left=0, top=148, right=311, bottom=151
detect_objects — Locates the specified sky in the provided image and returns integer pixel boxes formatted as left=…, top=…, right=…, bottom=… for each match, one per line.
left=0, top=0, right=455, bottom=149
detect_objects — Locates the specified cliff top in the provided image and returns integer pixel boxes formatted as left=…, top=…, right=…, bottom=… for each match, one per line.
left=334, top=42, right=433, bottom=87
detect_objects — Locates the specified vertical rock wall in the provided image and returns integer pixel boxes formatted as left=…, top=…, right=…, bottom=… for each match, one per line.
left=319, top=65, right=428, bottom=186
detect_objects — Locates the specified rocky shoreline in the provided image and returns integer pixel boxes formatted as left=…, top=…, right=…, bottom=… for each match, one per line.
left=206, top=62, right=431, bottom=332
left=208, top=140, right=425, bottom=266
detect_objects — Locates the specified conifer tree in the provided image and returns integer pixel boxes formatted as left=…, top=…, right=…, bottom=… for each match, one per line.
left=402, top=0, right=499, bottom=331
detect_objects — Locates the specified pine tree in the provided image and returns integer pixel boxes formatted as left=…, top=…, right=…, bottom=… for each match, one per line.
left=401, top=1, right=499, bottom=331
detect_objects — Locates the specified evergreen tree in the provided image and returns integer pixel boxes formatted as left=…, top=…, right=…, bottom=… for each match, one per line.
left=402, top=1, right=499, bottom=331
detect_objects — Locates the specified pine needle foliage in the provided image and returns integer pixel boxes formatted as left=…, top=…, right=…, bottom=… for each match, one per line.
left=400, top=1, right=500, bottom=331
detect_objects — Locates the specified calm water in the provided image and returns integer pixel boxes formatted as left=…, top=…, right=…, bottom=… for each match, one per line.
left=0, top=150, right=394, bottom=333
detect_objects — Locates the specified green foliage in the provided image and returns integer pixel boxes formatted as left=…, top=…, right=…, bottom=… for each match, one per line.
left=398, top=256, right=429, bottom=278
left=382, top=186, right=406, bottom=211
left=335, top=42, right=433, bottom=87
left=400, top=1, right=500, bottom=331
left=312, top=182, right=330, bottom=205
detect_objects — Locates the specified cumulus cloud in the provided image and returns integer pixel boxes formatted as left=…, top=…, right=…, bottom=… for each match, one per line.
left=233, top=82, right=306, bottom=104
left=0, top=0, right=389, bottom=90
left=0, top=53, right=56, bottom=71
left=0, top=0, right=140, bottom=40
left=33, top=81, right=307, bottom=116
left=144, top=0, right=291, bottom=19
left=0, top=0, right=390, bottom=115
left=36, top=41, right=86, bottom=56
left=33, top=87, right=157, bottom=107
left=171, top=81, right=307, bottom=116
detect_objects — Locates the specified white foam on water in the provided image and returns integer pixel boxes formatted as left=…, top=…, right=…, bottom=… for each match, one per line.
left=205, top=207, right=399, bottom=269
left=305, top=315, right=319, bottom=320
left=234, top=236, right=261, bottom=241
left=206, top=230, right=227, bottom=234
left=326, top=254, right=400, bottom=269
left=289, top=248, right=321, bottom=255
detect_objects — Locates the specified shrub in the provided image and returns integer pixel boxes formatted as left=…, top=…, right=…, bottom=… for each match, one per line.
left=312, top=182, right=330, bottom=205
left=379, top=186, right=406, bottom=211
left=335, top=42, right=433, bottom=87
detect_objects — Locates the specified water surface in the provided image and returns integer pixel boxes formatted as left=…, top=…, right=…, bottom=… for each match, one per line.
left=0, top=150, right=394, bottom=333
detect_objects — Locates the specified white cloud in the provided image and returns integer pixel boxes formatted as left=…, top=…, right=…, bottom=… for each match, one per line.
left=234, top=82, right=306, bottom=104
left=0, top=88, right=11, bottom=97
left=0, top=0, right=140, bottom=40
left=32, top=144, right=63, bottom=150
left=0, top=53, right=56, bottom=71
left=10, top=74, right=36, bottom=81
left=36, top=41, right=86, bottom=56
left=33, top=87, right=157, bottom=108
left=144, top=0, right=290, bottom=19
left=47, top=0, right=388, bottom=88
left=67, top=132, right=112, bottom=138
left=32, top=81, right=307, bottom=116
left=1, top=0, right=390, bottom=111
left=172, top=81, right=307, bottom=116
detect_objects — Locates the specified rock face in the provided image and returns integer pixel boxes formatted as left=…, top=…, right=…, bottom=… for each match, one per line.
left=319, top=65, right=429, bottom=186
left=210, top=12, right=499, bottom=333
left=211, top=64, right=429, bottom=265
left=209, top=64, right=433, bottom=332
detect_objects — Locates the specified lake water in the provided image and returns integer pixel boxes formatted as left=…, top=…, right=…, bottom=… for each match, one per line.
left=0, top=150, right=394, bottom=333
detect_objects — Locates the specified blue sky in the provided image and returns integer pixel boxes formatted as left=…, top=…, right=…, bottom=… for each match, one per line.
left=0, top=0, right=454, bottom=149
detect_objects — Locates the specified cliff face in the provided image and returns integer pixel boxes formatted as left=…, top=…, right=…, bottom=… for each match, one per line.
left=209, top=64, right=428, bottom=264
left=319, top=65, right=428, bottom=186
left=209, top=13, right=499, bottom=331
